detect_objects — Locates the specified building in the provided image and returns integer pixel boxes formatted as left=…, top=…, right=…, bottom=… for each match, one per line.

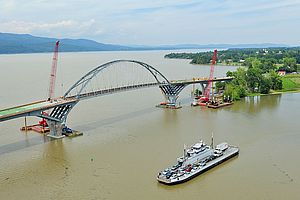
left=278, top=70, right=286, bottom=76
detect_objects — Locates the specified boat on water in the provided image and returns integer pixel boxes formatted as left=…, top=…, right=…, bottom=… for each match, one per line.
left=157, top=137, right=239, bottom=185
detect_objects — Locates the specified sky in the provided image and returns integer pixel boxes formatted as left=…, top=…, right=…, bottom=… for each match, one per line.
left=0, top=0, right=300, bottom=45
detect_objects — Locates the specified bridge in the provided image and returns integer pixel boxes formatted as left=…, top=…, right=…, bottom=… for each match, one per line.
left=0, top=60, right=232, bottom=138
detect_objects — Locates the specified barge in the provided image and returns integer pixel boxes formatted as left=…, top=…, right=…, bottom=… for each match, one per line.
left=157, top=139, right=239, bottom=185
left=207, top=102, right=233, bottom=109
left=156, top=102, right=182, bottom=109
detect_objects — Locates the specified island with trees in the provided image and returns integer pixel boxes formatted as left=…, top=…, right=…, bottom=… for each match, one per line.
left=165, top=48, right=300, bottom=100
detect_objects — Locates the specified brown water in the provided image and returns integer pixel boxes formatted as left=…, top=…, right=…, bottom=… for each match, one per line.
left=0, top=51, right=299, bottom=200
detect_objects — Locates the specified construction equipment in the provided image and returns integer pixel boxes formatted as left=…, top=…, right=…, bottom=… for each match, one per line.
left=48, top=41, right=60, bottom=101
left=39, top=41, right=60, bottom=128
left=21, top=41, right=60, bottom=133
left=200, top=49, right=217, bottom=103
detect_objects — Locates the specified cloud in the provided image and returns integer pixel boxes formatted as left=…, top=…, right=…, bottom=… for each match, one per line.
left=0, top=0, right=299, bottom=45
left=1, top=0, right=15, bottom=10
left=220, top=0, right=300, bottom=17
left=0, top=20, right=75, bottom=33
left=0, top=19, right=103, bottom=38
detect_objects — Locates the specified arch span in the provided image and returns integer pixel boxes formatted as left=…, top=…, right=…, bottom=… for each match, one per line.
left=63, top=59, right=170, bottom=99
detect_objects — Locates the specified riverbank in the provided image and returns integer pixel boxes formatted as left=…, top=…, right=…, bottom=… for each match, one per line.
left=247, top=89, right=300, bottom=97
left=281, top=74, right=300, bottom=90
left=191, top=63, right=242, bottom=67
left=245, top=74, right=300, bottom=97
left=165, top=57, right=242, bottom=67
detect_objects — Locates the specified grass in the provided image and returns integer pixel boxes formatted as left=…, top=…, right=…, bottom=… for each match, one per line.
left=245, top=74, right=300, bottom=96
left=247, top=92, right=261, bottom=97
left=279, top=74, right=300, bottom=92
left=282, top=78, right=297, bottom=90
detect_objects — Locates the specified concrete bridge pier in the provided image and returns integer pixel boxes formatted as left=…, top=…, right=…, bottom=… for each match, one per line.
left=159, top=84, right=186, bottom=108
left=164, top=94, right=178, bottom=105
left=42, top=100, right=77, bottom=139
left=46, top=120, right=65, bottom=139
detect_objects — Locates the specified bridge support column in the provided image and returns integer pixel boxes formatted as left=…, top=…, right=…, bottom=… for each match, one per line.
left=164, top=94, right=178, bottom=105
left=158, top=84, right=186, bottom=109
left=47, top=120, right=65, bottom=139
left=200, top=83, right=208, bottom=95
left=43, top=101, right=77, bottom=139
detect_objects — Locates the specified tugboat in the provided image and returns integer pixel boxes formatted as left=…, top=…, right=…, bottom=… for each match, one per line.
left=157, top=135, right=239, bottom=185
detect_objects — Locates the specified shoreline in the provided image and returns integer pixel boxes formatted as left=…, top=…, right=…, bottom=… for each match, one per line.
left=165, top=57, right=242, bottom=67
left=191, top=63, right=242, bottom=67
left=246, top=89, right=300, bottom=97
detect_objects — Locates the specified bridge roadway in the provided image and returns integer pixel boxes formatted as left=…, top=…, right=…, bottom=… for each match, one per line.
left=0, top=98, right=78, bottom=122
left=169, top=77, right=232, bottom=85
left=0, top=77, right=232, bottom=122
left=0, top=82, right=160, bottom=122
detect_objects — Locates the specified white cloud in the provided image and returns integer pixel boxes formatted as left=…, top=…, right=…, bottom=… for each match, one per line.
left=0, top=20, right=75, bottom=33
left=0, top=0, right=16, bottom=14
left=0, top=19, right=104, bottom=38
left=0, top=0, right=299, bottom=45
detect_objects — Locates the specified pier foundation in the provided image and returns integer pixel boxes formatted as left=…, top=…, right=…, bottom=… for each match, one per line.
left=47, top=120, right=65, bottom=139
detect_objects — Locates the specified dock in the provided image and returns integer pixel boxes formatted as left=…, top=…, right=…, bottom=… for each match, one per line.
left=20, top=124, right=50, bottom=133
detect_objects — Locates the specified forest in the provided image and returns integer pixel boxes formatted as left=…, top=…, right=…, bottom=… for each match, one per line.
left=165, top=47, right=300, bottom=73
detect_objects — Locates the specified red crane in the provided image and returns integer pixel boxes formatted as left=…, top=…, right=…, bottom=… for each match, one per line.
left=48, top=41, right=60, bottom=101
left=200, top=49, right=217, bottom=102
left=39, top=41, right=60, bottom=128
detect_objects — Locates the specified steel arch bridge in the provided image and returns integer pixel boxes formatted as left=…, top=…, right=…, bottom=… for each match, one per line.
left=63, top=59, right=170, bottom=100
left=0, top=59, right=233, bottom=138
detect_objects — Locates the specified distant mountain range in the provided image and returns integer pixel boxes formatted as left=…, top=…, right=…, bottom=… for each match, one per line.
left=0, top=32, right=291, bottom=54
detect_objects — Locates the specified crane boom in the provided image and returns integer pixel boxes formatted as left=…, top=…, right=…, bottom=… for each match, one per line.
left=48, top=41, right=60, bottom=100
left=201, top=49, right=217, bottom=102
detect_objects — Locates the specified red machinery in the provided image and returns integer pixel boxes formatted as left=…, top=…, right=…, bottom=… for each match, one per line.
left=200, top=49, right=217, bottom=103
left=38, top=111, right=49, bottom=127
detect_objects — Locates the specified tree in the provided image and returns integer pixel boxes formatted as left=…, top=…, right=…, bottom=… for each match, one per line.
left=223, top=83, right=246, bottom=100
left=224, top=83, right=239, bottom=100
left=243, top=57, right=256, bottom=67
left=261, top=58, right=276, bottom=73
left=237, top=85, right=247, bottom=98
left=252, top=58, right=263, bottom=69
left=216, top=81, right=225, bottom=91
left=260, top=77, right=271, bottom=94
left=268, top=70, right=283, bottom=90
left=233, top=68, right=247, bottom=87
left=283, top=57, right=297, bottom=72
left=246, top=67, right=262, bottom=92
left=194, top=88, right=202, bottom=96
left=191, top=54, right=211, bottom=64
left=226, top=71, right=234, bottom=77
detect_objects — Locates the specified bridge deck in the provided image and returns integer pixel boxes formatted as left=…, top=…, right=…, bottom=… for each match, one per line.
left=0, top=98, right=77, bottom=122
left=0, top=77, right=232, bottom=122
left=169, top=77, right=233, bottom=85
left=0, top=101, right=50, bottom=117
